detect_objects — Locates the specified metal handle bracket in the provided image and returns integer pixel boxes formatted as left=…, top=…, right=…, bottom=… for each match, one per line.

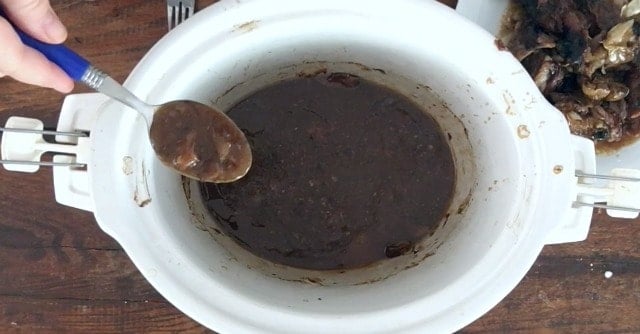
left=575, top=169, right=640, bottom=219
left=0, top=117, right=88, bottom=172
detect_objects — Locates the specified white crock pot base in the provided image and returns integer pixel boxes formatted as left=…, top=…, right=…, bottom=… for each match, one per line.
left=56, top=0, right=592, bottom=333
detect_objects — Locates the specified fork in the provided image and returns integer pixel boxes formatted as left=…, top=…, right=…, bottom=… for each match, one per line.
left=167, top=0, right=195, bottom=30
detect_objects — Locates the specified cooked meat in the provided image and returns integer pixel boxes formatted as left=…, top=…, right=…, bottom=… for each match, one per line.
left=579, top=74, right=630, bottom=102
left=602, top=20, right=638, bottom=66
left=622, top=0, right=640, bottom=19
left=551, top=93, right=605, bottom=139
left=503, top=0, right=640, bottom=146
left=588, top=0, right=625, bottom=32
left=522, top=52, right=566, bottom=93
left=626, top=69, right=640, bottom=113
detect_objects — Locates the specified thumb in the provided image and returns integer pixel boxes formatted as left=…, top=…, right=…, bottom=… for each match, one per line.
left=0, top=0, right=67, bottom=44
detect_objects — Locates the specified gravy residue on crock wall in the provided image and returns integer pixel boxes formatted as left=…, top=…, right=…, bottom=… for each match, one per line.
left=200, top=73, right=456, bottom=270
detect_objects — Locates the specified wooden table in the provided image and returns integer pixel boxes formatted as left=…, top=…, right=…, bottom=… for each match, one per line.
left=0, top=0, right=638, bottom=332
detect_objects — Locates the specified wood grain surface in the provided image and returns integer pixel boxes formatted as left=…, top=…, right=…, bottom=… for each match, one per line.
left=0, top=0, right=638, bottom=333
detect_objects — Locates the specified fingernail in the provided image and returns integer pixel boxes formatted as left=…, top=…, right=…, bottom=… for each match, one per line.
left=43, top=9, right=67, bottom=43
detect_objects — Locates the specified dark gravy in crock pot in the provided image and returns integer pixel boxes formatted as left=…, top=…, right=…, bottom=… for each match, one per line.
left=200, top=73, right=455, bottom=270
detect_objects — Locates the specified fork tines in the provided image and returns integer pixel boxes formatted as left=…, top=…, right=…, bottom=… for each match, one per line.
left=167, top=0, right=195, bottom=30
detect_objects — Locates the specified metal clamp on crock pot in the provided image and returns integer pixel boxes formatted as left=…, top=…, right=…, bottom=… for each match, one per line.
left=574, top=169, right=640, bottom=219
left=0, top=93, right=105, bottom=212
left=0, top=116, right=88, bottom=171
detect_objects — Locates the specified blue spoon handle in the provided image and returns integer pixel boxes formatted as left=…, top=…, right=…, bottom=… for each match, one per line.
left=0, top=11, right=90, bottom=81
left=14, top=29, right=90, bottom=81
left=2, top=12, right=153, bottom=121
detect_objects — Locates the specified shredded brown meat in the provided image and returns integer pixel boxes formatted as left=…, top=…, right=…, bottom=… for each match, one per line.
left=502, top=0, right=640, bottom=144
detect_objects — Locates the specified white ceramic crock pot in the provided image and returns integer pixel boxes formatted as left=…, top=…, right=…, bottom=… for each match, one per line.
left=38, top=0, right=602, bottom=332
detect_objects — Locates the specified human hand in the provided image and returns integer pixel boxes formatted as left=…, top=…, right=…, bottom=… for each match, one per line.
left=0, top=0, right=74, bottom=93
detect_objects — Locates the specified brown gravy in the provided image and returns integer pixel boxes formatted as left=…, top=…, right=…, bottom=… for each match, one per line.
left=200, top=73, right=456, bottom=270
left=150, top=100, right=252, bottom=183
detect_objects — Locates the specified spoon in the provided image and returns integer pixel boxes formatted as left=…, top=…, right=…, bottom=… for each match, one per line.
left=9, top=20, right=252, bottom=183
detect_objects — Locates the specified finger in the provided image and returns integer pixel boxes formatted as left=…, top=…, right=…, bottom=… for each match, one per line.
left=0, top=18, right=73, bottom=92
left=0, top=0, right=67, bottom=43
